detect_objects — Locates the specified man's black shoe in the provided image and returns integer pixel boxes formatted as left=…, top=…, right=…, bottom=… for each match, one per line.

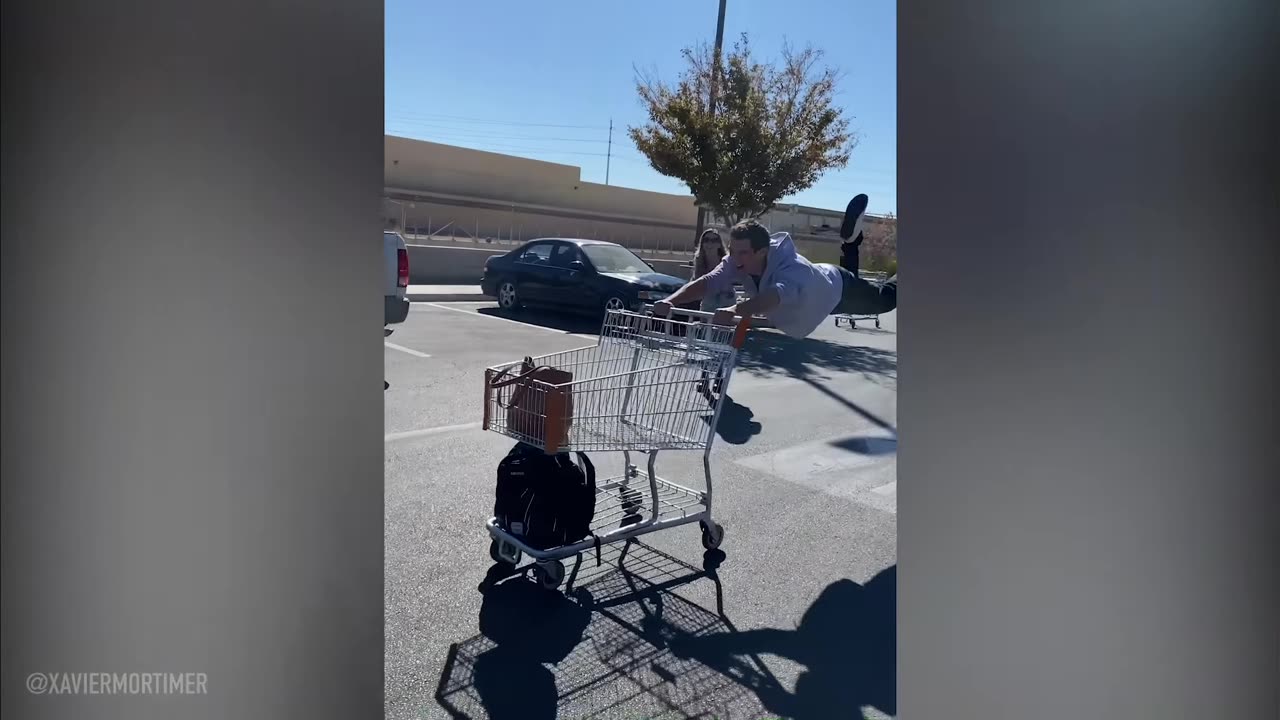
left=840, top=193, right=870, bottom=240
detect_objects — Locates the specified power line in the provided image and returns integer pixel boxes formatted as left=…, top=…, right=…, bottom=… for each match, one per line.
left=385, top=108, right=608, bottom=130
left=387, top=135, right=605, bottom=157
left=385, top=126, right=650, bottom=161
left=385, top=118, right=610, bottom=145
left=386, top=132, right=614, bottom=159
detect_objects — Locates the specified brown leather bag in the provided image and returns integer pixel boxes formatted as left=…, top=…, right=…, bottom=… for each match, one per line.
left=485, top=356, right=574, bottom=451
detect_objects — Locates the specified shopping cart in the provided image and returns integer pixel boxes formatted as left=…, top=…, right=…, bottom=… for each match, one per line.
left=481, top=307, right=751, bottom=590
left=834, top=312, right=881, bottom=330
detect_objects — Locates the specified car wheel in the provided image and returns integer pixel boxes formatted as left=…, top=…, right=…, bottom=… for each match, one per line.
left=603, top=295, right=629, bottom=315
left=497, top=280, right=520, bottom=311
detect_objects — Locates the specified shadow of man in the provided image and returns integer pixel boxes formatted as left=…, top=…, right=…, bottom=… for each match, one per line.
left=703, top=395, right=763, bottom=445
left=668, top=565, right=897, bottom=719
left=469, top=575, right=591, bottom=720
left=736, top=331, right=897, bottom=390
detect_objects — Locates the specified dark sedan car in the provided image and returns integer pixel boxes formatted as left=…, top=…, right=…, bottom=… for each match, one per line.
left=480, top=238, right=687, bottom=315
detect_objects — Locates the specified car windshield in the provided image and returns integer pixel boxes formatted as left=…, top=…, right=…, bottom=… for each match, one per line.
left=582, top=244, right=653, bottom=274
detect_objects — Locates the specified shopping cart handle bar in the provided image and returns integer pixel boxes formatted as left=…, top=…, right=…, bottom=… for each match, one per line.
left=642, top=303, right=735, bottom=322
left=640, top=303, right=753, bottom=348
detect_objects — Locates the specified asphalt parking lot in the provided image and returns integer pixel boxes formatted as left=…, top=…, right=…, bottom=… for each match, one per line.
left=385, top=301, right=899, bottom=720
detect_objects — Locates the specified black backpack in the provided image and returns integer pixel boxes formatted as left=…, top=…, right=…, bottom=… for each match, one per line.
left=494, top=442, right=598, bottom=555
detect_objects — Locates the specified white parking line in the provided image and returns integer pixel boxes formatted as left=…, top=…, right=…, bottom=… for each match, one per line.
left=384, top=342, right=432, bottom=358
left=422, top=302, right=590, bottom=337
left=871, top=480, right=897, bottom=496
left=385, top=421, right=482, bottom=443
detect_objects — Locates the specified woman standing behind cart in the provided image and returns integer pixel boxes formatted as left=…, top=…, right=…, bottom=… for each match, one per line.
left=692, top=228, right=735, bottom=310
left=690, top=228, right=735, bottom=398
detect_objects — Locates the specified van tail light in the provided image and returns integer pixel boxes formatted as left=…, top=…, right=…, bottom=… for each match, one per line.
left=397, top=249, right=409, bottom=288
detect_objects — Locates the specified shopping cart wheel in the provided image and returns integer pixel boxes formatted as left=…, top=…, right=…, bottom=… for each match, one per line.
left=875, top=318, right=881, bottom=329
left=534, top=560, right=566, bottom=590
left=489, top=538, right=520, bottom=567
left=700, top=521, right=725, bottom=551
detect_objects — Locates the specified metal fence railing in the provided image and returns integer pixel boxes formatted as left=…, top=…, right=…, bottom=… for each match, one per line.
left=383, top=197, right=897, bottom=269
left=383, top=202, right=695, bottom=257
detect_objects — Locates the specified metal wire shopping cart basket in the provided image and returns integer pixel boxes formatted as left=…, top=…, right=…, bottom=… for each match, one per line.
left=481, top=307, right=751, bottom=589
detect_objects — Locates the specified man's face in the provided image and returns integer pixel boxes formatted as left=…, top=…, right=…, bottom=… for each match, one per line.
left=729, top=236, right=766, bottom=275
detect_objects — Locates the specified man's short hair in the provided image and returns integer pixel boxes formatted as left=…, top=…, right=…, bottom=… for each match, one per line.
left=729, top=220, right=771, bottom=252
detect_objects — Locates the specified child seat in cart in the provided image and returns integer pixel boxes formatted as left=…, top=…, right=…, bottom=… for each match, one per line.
left=481, top=306, right=751, bottom=589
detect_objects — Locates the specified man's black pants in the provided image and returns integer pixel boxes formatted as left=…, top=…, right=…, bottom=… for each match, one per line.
left=833, top=266, right=897, bottom=316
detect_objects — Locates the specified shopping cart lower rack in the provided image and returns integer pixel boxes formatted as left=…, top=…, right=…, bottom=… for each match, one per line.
left=481, top=307, right=751, bottom=589
left=834, top=312, right=881, bottom=329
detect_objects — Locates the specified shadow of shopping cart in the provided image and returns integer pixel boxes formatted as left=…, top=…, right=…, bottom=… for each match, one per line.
left=435, top=540, right=786, bottom=720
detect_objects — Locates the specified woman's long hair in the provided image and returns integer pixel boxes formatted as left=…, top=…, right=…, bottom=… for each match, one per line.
left=692, top=228, right=726, bottom=278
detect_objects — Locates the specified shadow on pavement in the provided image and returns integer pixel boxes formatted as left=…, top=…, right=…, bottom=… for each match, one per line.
left=436, top=542, right=896, bottom=720
left=436, top=542, right=771, bottom=720
left=829, top=436, right=898, bottom=456
left=737, top=331, right=898, bottom=435
left=837, top=325, right=896, bottom=337
left=737, top=330, right=897, bottom=382
left=702, top=395, right=763, bottom=445
left=477, top=307, right=603, bottom=336
left=670, top=565, right=898, bottom=720
left=464, top=581, right=589, bottom=720
left=800, top=377, right=897, bottom=435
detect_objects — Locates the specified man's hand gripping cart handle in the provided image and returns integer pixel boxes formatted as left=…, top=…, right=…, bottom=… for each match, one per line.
left=644, top=303, right=753, bottom=350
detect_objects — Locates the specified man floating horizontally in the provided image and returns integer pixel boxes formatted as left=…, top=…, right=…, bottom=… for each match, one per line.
left=654, top=195, right=896, bottom=338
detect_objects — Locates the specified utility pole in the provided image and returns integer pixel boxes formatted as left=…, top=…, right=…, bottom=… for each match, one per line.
left=606, top=118, right=613, bottom=186
left=709, top=0, right=727, bottom=115
left=694, top=0, right=728, bottom=242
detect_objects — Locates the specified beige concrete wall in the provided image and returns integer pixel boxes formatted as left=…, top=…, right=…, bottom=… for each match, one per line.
left=383, top=134, right=895, bottom=259
left=385, top=135, right=696, bottom=226
left=382, top=195, right=693, bottom=254
left=386, top=136, right=581, bottom=206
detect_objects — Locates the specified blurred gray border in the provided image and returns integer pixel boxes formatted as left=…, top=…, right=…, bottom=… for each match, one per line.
left=899, top=0, right=1278, bottom=717
left=3, top=0, right=1278, bottom=718
left=2, top=0, right=384, bottom=718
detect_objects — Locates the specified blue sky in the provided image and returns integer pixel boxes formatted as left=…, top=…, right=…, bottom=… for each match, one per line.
left=385, top=0, right=896, bottom=215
